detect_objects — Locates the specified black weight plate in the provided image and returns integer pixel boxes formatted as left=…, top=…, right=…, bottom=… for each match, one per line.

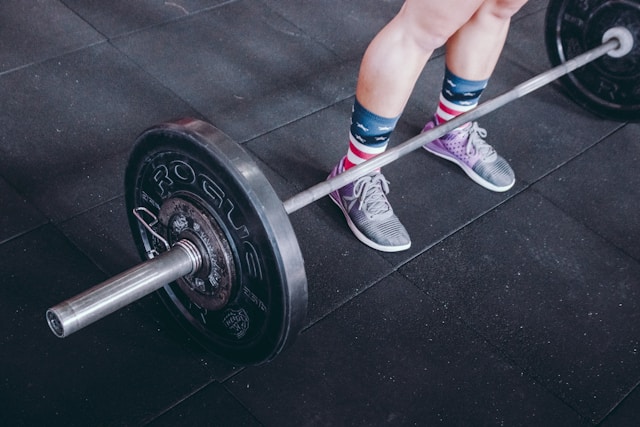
left=545, top=0, right=640, bottom=121
left=124, top=118, right=307, bottom=365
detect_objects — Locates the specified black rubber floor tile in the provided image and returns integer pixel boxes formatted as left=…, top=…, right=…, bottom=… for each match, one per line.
left=534, top=124, right=640, bottom=261
left=0, top=177, right=46, bottom=244
left=0, top=0, right=103, bottom=73
left=112, top=0, right=352, bottom=143
left=504, top=4, right=550, bottom=74
left=226, top=274, right=584, bottom=426
left=1, top=225, right=229, bottom=426
left=147, top=382, right=261, bottom=427
left=58, top=197, right=139, bottom=275
left=477, top=59, right=623, bottom=183
left=61, top=0, right=228, bottom=38
left=244, top=99, right=352, bottom=191
left=0, top=42, right=198, bottom=222
left=399, top=191, right=640, bottom=422
left=290, top=202, right=395, bottom=323
left=261, top=0, right=403, bottom=61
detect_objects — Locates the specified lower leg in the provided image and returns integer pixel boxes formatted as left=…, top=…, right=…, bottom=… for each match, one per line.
left=355, top=0, right=486, bottom=119
left=424, top=0, right=527, bottom=193
left=432, top=0, right=530, bottom=125
left=346, top=0, right=486, bottom=170
left=434, top=0, right=528, bottom=125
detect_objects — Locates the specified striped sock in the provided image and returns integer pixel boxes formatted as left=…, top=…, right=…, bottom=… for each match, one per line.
left=435, top=67, right=488, bottom=128
left=344, top=99, right=399, bottom=170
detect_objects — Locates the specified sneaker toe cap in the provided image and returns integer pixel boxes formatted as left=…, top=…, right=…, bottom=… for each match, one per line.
left=361, top=217, right=411, bottom=247
left=473, top=156, right=515, bottom=189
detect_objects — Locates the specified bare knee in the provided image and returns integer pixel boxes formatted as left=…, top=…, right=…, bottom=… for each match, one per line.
left=394, top=1, right=481, bottom=51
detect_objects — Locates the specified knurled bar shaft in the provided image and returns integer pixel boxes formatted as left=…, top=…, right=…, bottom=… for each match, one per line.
left=282, top=37, right=619, bottom=214
left=46, top=240, right=202, bottom=338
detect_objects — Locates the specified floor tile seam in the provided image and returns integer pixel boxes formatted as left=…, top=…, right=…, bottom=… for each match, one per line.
left=18, top=2, right=249, bottom=121
left=48, top=218, right=114, bottom=274
left=297, top=262, right=399, bottom=330
left=394, top=129, right=633, bottom=294
left=239, top=97, right=354, bottom=146
left=454, top=310, right=592, bottom=423
left=216, top=265, right=411, bottom=380
left=105, top=0, right=348, bottom=104
left=58, top=0, right=110, bottom=39
left=0, top=174, right=51, bottom=242
left=0, top=222, right=50, bottom=246
left=595, top=378, right=640, bottom=425
left=106, top=36, right=212, bottom=121
left=60, top=0, right=243, bottom=43
left=219, top=382, right=269, bottom=426
left=0, top=0, right=107, bottom=76
left=53, top=194, right=127, bottom=275
left=529, top=181, right=640, bottom=263
left=292, top=248, right=594, bottom=423
left=525, top=122, right=638, bottom=262
left=256, top=0, right=347, bottom=62
left=0, top=38, right=107, bottom=79
left=238, top=97, right=355, bottom=188
left=112, top=0, right=243, bottom=41
left=140, top=378, right=255, bottom=426
left=393, top=185, right=531, bottom=273
left=55, top=193, right=124, bottom=227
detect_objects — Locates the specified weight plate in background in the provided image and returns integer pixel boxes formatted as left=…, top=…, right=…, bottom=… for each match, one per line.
left=545, top=0, right=640, bottom=121
left=124, top=118, right=308, bottom=365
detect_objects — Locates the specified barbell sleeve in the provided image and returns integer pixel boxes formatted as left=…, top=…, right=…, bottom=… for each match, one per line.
left=46, top=240, right=202, bottom=338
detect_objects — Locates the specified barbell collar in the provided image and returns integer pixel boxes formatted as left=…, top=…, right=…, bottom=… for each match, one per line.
left=46, top=239, right=202, bottom=338
left=283, top=35, right=621, bottom=214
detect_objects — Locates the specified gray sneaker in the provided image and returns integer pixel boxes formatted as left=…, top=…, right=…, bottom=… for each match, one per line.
left=328, top=157, right=411, bottom=252
left=423, top=119, right=515, bottom=192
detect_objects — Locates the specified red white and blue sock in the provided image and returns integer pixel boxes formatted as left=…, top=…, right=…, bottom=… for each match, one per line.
left=435, top=67, right=488, bottom=128
left=344, top=99, right=399, bottom=170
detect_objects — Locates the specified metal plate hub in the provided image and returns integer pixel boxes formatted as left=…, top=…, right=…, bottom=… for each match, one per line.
left=159, top=196, right=235, bottom=311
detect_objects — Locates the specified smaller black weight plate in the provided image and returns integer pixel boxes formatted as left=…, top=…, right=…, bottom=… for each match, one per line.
left=545, top=0, right=640, bottom=121
left=124, top=118, right=307, bottom=365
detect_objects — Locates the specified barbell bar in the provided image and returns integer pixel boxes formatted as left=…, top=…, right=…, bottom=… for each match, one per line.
left=46, top=11, right=638, bottom=365
left=284, top=27, right=632, bottom=214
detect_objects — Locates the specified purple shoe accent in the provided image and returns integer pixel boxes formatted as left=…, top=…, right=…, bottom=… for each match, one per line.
left=422, top=119, right=515, bottom=192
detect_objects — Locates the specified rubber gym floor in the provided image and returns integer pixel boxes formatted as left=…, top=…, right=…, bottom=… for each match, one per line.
left=2, top=1, right=639, bottom=425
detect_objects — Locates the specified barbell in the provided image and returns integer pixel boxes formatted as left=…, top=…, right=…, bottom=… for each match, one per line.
left=46, top=0, right=639, bottom=365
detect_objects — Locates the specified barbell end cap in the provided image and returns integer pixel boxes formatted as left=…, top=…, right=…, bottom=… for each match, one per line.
left=46, top=308, right=66, bottom=338
left=602, top=27, right=635, bottom=58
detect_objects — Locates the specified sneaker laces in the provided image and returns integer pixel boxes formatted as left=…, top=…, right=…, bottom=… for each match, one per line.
left=349, top=173, right=393, bottom=220
left=460, top=122, right=497, bottom=162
